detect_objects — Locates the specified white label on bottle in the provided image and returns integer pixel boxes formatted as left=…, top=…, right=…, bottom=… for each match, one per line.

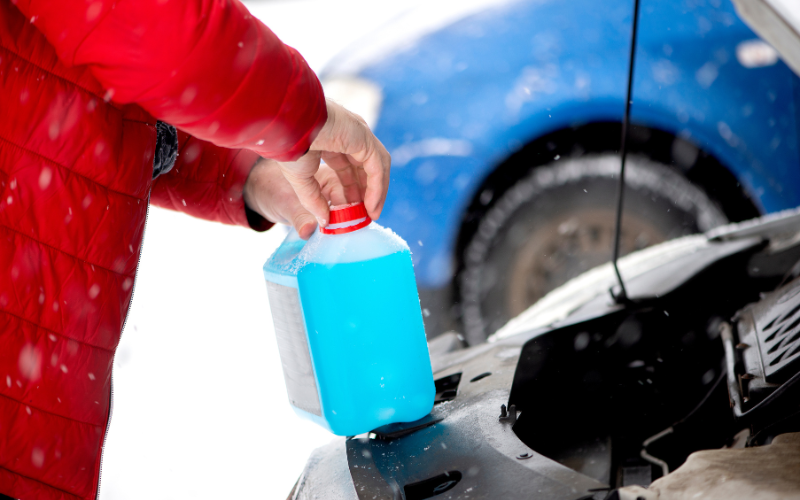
left=266, top=281, right=321, bottom=416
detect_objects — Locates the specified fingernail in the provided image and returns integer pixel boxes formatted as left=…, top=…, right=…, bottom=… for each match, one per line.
left=316, top=216, right=327, bottom=227
left=299, top=223, right=315, bottom=240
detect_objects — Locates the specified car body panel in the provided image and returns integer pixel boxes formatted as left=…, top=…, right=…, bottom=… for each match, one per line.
left=633, top=1, right=800, bottom=213
left=324, top=0, right=800, bottom=291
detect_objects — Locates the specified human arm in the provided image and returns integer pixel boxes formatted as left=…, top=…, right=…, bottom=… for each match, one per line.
left=153, top=132, right=343, bottom=238
left=13, top=0, right=390, bottom=227
left=151, top=131, right=275, bottom=230
left=244, top=156, right=361, bottom=239
left=276, top=100, right=391, bottom=226
left=14, top=0, right=325, bottom=161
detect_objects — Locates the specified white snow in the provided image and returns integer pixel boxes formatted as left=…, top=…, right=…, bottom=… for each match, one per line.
left=99, top=209, right=333, bottom=500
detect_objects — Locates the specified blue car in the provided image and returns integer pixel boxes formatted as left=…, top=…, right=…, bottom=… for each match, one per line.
left=320, top=0, right=800, bottom=344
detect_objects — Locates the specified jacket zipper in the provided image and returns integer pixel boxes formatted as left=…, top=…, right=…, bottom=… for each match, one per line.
left=95, top=198, right=150, bottom=500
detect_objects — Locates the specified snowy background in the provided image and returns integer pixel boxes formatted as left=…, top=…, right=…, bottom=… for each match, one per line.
left=99, top=1, right=428, bottom=498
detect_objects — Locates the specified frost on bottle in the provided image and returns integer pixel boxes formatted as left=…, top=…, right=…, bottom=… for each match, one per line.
left=263, top=202, right=435, bottom=436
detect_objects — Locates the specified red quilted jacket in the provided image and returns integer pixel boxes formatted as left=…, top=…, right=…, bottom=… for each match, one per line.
left=0, top=1, right=326, bottom=498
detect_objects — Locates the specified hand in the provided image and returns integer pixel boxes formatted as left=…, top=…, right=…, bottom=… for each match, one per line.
left=244, top=158, right=351, bottom=240
left=276, top=99, right=391, bottom=226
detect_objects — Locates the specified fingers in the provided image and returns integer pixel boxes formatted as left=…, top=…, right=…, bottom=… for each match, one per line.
left=309, top=100, right=391, bottom=220
left=356, top=138, right=390, bottom=219
left=273, top=100, right=391, bottom=222
left=321, top=153, right=365, bottom=204
left=276, top=152, right=331, bottom=227
left=244, top=158, right=319, bottom=239
left=290, top=207, right=318, bottom=240
left=316, top=165, right=349, bottom=206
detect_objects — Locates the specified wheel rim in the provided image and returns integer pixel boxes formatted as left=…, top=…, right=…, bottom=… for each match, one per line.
left=506, top=208, right=668, bottom=317
left=461, top=154, right=730, bottom=344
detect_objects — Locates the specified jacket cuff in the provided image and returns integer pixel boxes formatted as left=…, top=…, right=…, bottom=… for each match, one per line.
left=244, top=203, right=273, bottom=232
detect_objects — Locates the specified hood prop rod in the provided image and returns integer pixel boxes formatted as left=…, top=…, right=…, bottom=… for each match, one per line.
left=611, top=0, right=641, bottom=303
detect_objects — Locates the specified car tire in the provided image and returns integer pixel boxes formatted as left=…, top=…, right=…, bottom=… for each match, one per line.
left=459, top=154, right=728, bottom=345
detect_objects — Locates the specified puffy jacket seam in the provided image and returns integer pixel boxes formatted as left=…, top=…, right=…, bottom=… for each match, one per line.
left=0, top=309, right=115, bottom=354
left=0, top=464, right=83, bottom=500
left=69, top=0, right=131, bottom=69
left=0, top=223, right=135, bottom=280
left=0, top=135, right=147, bottom=202
left=0, top=45, right=112, bottom=105
left=81, top=189, right=124, bottom=270
left=0, top=391, right=103, bottom=430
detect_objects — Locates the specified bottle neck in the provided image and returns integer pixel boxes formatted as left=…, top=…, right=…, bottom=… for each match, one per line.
left=320, top=216, right=371, bottom=235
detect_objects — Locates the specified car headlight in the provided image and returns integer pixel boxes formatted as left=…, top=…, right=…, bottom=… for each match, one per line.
left=322, top=76, right=383, bottom=130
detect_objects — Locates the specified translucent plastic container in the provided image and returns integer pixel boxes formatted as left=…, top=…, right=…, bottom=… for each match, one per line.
left=263, top=202, right=435, bottom=436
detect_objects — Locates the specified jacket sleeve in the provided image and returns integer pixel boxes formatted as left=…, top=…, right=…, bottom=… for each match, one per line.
left=150, top=130, right=273, bottom=231
left=13, top=0, right=327, bottom=162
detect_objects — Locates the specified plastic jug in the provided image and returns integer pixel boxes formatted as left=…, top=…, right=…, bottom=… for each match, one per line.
left=263, top=202, right=435, bottom=436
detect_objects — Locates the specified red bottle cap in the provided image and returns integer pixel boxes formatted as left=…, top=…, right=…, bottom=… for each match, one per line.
left=320, top=202, right=372, bottom=235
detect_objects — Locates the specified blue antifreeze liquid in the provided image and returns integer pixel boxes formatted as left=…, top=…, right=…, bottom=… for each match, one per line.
left=263, top=210, right=435, bottom=436
left=298, top=250, right=433, bottom=436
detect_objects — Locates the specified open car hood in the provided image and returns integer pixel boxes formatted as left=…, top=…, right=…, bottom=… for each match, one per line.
left=732, top=0, right=800, bottom=75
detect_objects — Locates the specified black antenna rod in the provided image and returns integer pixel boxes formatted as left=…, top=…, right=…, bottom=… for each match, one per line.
left=612, top=0, right=641, bottom=302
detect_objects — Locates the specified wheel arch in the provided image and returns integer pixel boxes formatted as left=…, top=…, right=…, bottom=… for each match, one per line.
left=452, top=121, right=761, bottom=309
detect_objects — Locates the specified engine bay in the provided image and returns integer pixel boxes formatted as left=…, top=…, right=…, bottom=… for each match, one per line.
left=292, top=212, right=800, bottom=500
left=510, top=220, right=800, bottom=496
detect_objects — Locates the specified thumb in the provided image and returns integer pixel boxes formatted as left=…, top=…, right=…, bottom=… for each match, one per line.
left=291, top=209, right=318, bottom=240
left=278, top=154, right=331, bottom=227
